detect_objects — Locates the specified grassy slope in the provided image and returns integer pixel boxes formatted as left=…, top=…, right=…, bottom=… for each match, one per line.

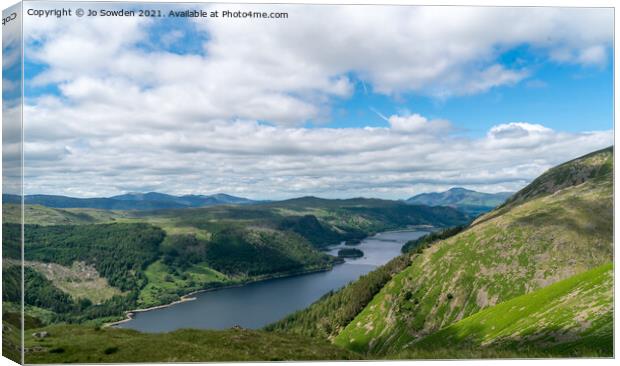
left=137, top=260, right=229, bottom=307
left=265, top=254, right=412, bottom=338
left=2, top=317, right=21, bottom=363
left=23, top=325, right=358, bottom=363
left=402, top=262, right=613, bottom=358
left=334, top=147, right=613, bottom=355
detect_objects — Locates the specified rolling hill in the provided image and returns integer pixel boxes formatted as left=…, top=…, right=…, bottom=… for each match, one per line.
left=1, top=192, right=258, bottom=210
left=406, top=187, right=512, bottom=217
left=332, top=146, right=613, bottom=356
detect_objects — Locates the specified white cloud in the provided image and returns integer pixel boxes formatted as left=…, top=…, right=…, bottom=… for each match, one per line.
left=388, top=114, right=451, bottom=134
left=487, top=123, right=553, bottom=140
left=577, top=45, right=608, bottom=66
left=22, top=5, right=613, bottom=127
left=16, top=4, right=614, bottom=198
left=19, top=101, right=613, bottom=199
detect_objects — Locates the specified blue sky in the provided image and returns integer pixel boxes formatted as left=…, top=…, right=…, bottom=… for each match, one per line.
left=23, top=10, right=613, bottom=137
left=14, top=4, right=615, bottom=198
left=329, top=57, right=613, bottom=136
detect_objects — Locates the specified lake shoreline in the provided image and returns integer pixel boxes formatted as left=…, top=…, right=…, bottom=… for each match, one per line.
left=104, top=265, right=336, bottom=328
left=109, top=228, right=431, bottom=331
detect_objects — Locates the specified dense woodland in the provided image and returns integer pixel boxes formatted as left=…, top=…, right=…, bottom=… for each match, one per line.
left=277, top=215, right=362, bottom=248
left=7, top=223, right=165, bottom=291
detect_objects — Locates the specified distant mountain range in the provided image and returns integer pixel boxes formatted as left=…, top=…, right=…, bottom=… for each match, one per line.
left=3, top=188, right=511, bottom=214
left=406, top=187, right=513, bottom=216
left=2, top=192, right=258, bottom=210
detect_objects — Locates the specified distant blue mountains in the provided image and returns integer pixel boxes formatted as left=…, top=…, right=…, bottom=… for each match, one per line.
left=2, top=192, right=258, bottom=210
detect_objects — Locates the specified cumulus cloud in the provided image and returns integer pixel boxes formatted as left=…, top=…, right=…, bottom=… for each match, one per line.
left=19, top=103, right=613, bottom=199
left=488, top=123, right=552, bottom=140
left=22, top=4, right=613, bottom=126
left=387, top=114, right=451, bottom=134
left=16, top=4, right=614, bottom=198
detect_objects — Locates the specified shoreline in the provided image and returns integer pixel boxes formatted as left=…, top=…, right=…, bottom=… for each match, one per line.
left=104, top=226, right=431, bottom=329
left=103, top=265, right=335, bottom=328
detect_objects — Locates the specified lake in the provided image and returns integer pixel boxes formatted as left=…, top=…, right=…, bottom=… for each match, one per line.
left=116, top=229, right=429, bottom=332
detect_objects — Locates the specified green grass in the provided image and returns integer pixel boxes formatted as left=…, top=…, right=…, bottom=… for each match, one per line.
left=3, top=302, right=56, bottom=326
left=2, top=319, right=21, bottom=363
left=22, top=325, right=359, bottom=363
left=484, top=146, right=612, bottom=223
left=334, top=148, right=613, bottom=356
left=406, top=262, right=613, bottom=357
left=138, top=260, right=229, bottom=307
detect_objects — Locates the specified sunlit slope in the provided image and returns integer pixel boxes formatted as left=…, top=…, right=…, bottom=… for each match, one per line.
left=404, top=262, right=613, bottom=357
left=334, top=147, right=613, bottom=355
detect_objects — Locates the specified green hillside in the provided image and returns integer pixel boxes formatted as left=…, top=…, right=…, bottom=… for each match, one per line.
left=21, top=325, right=358, bottom=363
left=402, top=262, right=613, bottom=358
left=2, top=204, right=127, bottom=225
left=334, top=147, right=613, bottom=355
left=482, top=146, right=613, bottom=222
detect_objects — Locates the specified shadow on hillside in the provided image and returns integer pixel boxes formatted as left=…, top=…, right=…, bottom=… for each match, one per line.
left=512, top=195, right=612, bottom=239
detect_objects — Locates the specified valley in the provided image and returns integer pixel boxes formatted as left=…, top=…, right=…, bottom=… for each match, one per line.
left=3, top=196, right=468, bottom=329
left=2, top=147, right=614, bottom=362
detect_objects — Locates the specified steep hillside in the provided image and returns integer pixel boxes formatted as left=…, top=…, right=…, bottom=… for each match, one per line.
left=404, top=262, right=613, bottom=357
left=406, top=188, right=512, bottom=216
left=482, top=146, right=613, bottom=222
left=334, top=147, right=613, bottom=355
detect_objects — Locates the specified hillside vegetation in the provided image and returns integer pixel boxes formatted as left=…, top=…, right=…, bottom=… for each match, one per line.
left=22, top=325, right=358, bottom=363
left=334, top=147, right=613, bottom=356
left=402, top=262, right=613, bottom=358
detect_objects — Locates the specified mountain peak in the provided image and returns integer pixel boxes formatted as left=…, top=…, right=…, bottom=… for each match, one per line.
left=406, top=187, right=513, bottom=217
left=447, top=187, right=471, bottom=192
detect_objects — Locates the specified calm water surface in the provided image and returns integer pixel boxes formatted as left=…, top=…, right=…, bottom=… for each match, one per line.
left=117, top=229, right=428, bottom=332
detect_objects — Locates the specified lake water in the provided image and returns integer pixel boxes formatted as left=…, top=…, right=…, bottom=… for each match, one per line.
left=116, top=229, right=428, bottom=332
